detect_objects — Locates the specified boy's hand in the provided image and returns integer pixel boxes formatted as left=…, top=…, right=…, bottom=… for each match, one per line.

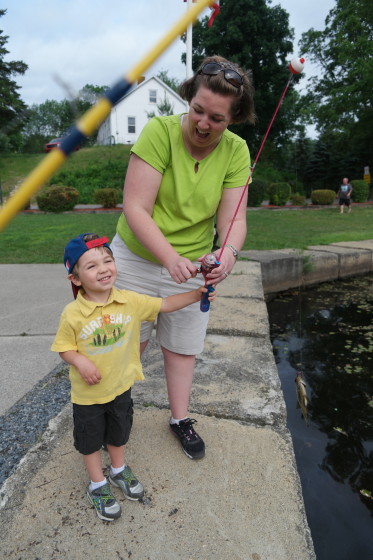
left=60, top=350, right=102, bottom=385
left=76, top=357, right=102, bottom=385
left=198, top=286, right=216, bottom=303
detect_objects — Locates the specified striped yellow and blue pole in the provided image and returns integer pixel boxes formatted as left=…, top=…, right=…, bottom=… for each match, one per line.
left=0, top=0, right=214, bottom=232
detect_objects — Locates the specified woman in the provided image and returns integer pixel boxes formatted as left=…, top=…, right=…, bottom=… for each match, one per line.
left=111, top=55, right=256, bottom=460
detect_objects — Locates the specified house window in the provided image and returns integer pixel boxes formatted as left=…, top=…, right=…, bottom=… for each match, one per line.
left=128, top=117, right=136, bottom=134
left=149, top=89, right=157, bottom=103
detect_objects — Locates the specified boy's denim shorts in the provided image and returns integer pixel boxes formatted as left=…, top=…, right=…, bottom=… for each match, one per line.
left=73, top=389, right=133, bottom=455
left=110, top=234, right=210, bottom=356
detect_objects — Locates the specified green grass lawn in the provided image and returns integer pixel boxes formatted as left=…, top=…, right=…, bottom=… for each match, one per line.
left=0, top=145, right=132, bottom=201
left=0, top=153, right=45, bottom=194
left=0, top=207, right=371, bottom=264
left=243, top=207, right=373, bottom=250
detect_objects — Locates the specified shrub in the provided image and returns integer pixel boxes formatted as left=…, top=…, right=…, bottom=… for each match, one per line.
left=350, top=180, right=369, bottom=203
left=288, top=179, right=306, bottom=196
left=93, top=188, right=120, bottom=208
left=269, top=182, right=291, bottom=206
left=36, top=185, right=79, bottom=212
left=290, top=193, right=307, bottom=206
left=247, top=178, right=268, bottom=207
left=311, top=189, right=336, bottom=205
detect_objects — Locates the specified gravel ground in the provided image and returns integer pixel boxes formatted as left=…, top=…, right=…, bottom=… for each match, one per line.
left=0, top=362, right=70, bottom=487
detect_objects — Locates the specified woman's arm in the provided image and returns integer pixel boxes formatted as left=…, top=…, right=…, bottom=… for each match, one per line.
left=123, top=154, right=198, bottom=283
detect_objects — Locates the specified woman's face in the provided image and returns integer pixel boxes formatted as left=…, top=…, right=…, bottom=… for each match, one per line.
left=184, top=85, right=234, bottom=151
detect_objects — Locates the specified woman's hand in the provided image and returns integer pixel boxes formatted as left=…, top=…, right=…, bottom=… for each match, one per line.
left=197, top=250, right=236, bottom=286
left=165, top=255, right=199, bottom=284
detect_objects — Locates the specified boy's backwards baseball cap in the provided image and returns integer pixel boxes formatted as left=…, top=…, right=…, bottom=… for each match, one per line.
left=64, top=233, right=112, bottom=273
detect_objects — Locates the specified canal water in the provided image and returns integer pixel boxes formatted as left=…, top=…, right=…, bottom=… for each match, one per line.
left=266, top=276, right=373, bottom=560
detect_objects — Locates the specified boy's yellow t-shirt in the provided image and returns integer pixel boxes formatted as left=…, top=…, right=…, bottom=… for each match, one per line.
left=51, top=287, right=162, bottom=405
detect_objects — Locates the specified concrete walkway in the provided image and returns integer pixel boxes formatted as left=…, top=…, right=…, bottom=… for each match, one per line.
left=2, top=240, right=371, bottom=559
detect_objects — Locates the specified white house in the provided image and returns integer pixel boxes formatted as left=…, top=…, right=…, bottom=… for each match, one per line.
left=97, top=76, right=188, bottom=146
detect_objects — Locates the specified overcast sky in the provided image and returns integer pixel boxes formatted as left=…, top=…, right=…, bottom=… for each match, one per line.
left=3, top=0, right=336, bottom=107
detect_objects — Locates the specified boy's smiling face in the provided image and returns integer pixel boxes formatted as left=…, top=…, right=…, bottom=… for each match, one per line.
left=69, top=247, right=117, bottom=302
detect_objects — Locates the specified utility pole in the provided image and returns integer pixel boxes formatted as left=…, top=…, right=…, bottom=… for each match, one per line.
left=186, top=0, right=193, bottom=78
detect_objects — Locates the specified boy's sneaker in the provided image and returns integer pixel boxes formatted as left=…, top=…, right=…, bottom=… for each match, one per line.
left=87, top=483, right=121, bottom=522
left=169, top=418, right=205, bottom=460
left=109, top=465, right=144, bottom=501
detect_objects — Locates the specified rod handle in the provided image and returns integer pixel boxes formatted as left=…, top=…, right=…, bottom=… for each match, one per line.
left=200, top=284, right=215, bottom=312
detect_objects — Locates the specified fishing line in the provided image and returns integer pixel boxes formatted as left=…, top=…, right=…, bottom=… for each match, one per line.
left=217, top=57, right=305, bottom=262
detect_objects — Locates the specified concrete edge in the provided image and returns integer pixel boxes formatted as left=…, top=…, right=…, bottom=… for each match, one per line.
left=0, top=403, right=72, bottom=514
left=242, top=239, right=373, bottom=294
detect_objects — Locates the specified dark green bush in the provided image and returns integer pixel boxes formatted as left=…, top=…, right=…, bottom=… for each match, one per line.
left=36, top=185, right=79, bottom=212
left=93, top=188, right=120, bottom=208
left=350, top=180, right=369, bottom=203
left=311, top=189, right=336, bottom=205
left=269, top=182, right=291, bottom=206
left=247, top=178, right=268, bottom=207
left=290, top=193, right=307, bottom=206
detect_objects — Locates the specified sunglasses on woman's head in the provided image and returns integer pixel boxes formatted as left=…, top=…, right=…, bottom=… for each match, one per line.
left=199, top=62, right=243, bottom=88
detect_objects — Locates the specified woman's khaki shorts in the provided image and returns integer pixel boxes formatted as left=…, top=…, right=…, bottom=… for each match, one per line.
left=111, top=234, right=209, bottom=355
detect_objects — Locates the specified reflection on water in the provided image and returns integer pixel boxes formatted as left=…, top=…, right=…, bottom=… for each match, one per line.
left=267, top=276, right=373, bottom=560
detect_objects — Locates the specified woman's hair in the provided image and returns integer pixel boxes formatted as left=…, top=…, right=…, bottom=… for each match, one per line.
left=179, top=55, right=256, bottom=125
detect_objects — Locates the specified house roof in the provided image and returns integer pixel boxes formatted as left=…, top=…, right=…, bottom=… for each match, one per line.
left=119, top=75, right=187, bottom=105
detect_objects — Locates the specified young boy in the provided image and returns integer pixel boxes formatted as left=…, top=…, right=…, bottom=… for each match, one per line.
left=51, top=233, right=215, bottom=522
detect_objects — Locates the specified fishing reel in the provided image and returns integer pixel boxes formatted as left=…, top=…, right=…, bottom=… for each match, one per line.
left=199, top=253, right=220, bottom=312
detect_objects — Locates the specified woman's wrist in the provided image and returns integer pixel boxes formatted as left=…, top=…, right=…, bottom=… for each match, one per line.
left=225, top=244, right=239, bottom=258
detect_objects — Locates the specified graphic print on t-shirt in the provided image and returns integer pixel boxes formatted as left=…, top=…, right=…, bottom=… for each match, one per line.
left=79, top=313, right=132, bottom=354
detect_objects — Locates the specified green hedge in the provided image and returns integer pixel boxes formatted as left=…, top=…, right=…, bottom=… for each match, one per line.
left=290, top=193, right=307, bottom=206
left=247, top=178, right=268, bottom=207
left=311, top=189, right=336, bottom=205
left=350, top=180, right=369, bottom=203
left=269, top=182, right=291, bottom=206
left=36, top=185, right=80, bottom=212
left=93, top=188, right=120, bottom=208
left=288, top=179, right=306, bottom=196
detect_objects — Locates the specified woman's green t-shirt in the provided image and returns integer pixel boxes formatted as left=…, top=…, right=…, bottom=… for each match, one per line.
left=116, top=114, right=250, bottom=262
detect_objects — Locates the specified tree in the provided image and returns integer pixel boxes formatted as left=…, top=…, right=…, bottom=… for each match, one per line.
left=21, top=84, right=109, bottom=152
left=299, top=0, right=373, bottom=175
left=23, top=99, right=73, bottom=138
left=146, top=93, right=175, bottom=120
left=181, top=0, right=302, bottom=151
left=0, top=9, right=28, bottom=151
left=78, top=84, right=108, bottom=106
left=156, top=93, right=174, bottom=116
left=303, top=140, right=332, bottom=191
left=156, top=70, right=181, bottom=93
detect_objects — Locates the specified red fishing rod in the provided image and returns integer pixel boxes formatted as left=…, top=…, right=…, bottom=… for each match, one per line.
left=200, top=57, right=305, bottom=312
